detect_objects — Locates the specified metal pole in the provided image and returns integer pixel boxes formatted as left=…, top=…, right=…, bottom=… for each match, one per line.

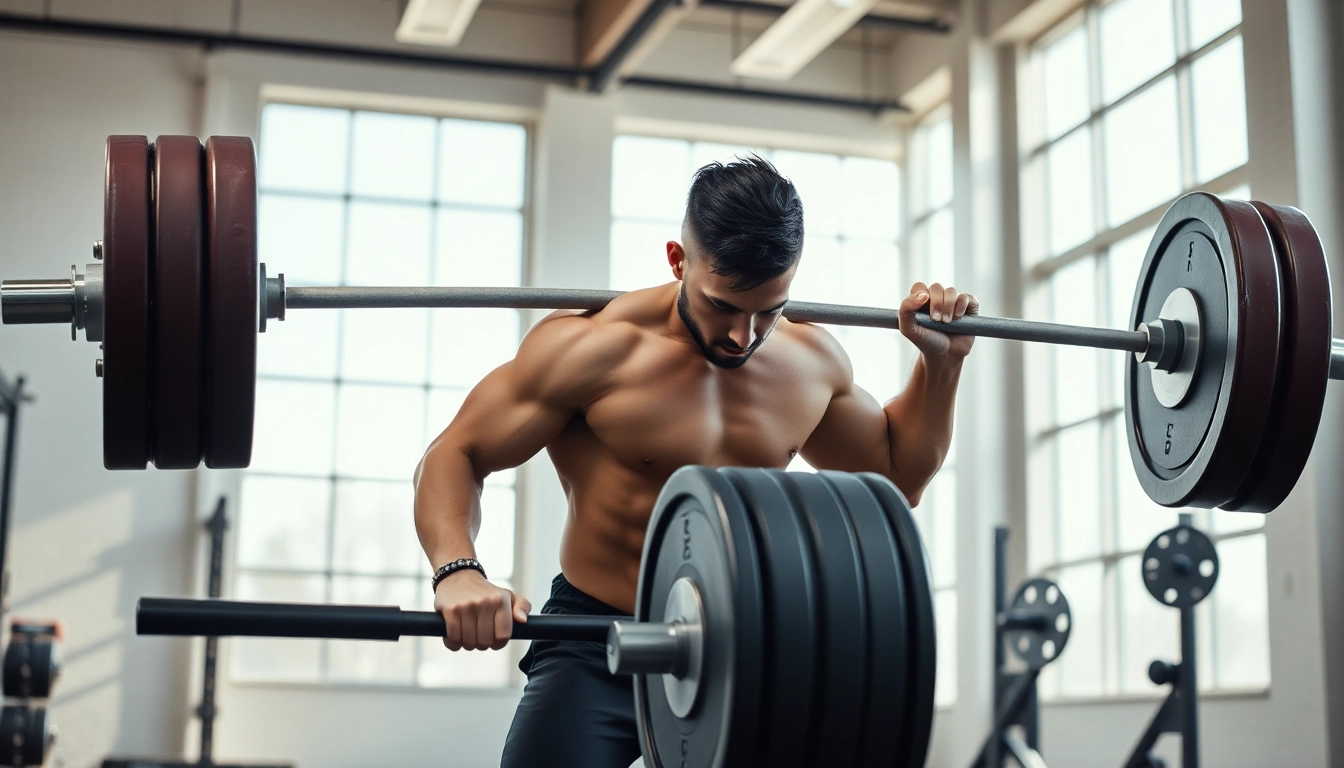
left=0, top=375, right=24, bottom=622
left=1180, top=604, right=1199, bottom=768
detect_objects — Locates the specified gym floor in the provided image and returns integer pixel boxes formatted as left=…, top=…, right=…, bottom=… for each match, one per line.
left=1, top=0, right=1343, bottom=767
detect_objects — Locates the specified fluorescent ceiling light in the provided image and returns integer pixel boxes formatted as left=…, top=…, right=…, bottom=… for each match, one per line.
left=730, top=0, right=881, bottom=81
left=395, top=0, right=483, bottom=47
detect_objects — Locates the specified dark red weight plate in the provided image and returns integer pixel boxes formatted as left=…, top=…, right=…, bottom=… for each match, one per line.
left=859, top=473, right=936, bottom=768
left=820, top=471, right=908, bottom=768
left=152, top=136, right=205, bottom=469
left=1125, top=193, right=1282, bottom=508
left=203, top=137, right=259, bottom=469
left=1221, top=202, right=1332, bottom=512
left=721, top=468, right=820, bottom=768
left=782, top=472, right=868, bottom=768
left=103, top=136, right=153, bottom=470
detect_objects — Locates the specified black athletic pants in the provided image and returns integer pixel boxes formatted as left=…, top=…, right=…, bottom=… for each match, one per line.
left=500, top=574, right=643, bottom=768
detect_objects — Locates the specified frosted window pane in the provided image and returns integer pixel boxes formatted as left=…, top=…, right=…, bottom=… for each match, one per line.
left=931, top=469, right=956, bottom=589
left=1213, top=534, right=1270, bottom=688
left=1187, top=0, right=1240, bottom=50
left=612, top=136, right=690, bottom=220
left=328, top=576, right=418, bottom=684
left=1105, top=77, right=1182, bottom=227
left=336, top=384, right=427, bottom=480
left=345, top=202, right=431, bottom=286
left=350, top=111, right=436, bottom=201
left=773, top=150, right=841, bottom=237
left=1208, top=508, right=1263, bottom=536
left=925, top=208, right=956, bottom=286
left=417, top=579, right=514, bottom=688
left=791, top=236, right=842, bottom=304
left=438, top=119, right=527, bottom=208
left=232, top=573, right=325, bottom=682
left=1108, top=227, right=1155, bottom=407
left=435, top=209, right=523, bottom=287
left=934, top=589, right=957, bottom=706
left=1192, top=38, right=1249, bottom=183
left=258, top=305, right=339, bottom=379
left=258, top=104, right=350, bottom=194
left=841, top=157, right=900, bottom=240
left=1115, top=416, right=1182, bottom=552
left=1057, top=421, right=1102, bottom=562
left=1100, top=0, right=1175, bottom=105
left=258, top=194, right=343, bottom=285
left=839, top=240, right=900, bottom=308
left=1047, top=129, right=1095, bottom=255
left=427, top=388, right=468, bottom=440
left=610, top=220, right=678, bottom=291
left=843, top=328, right=902, bottom=398
left=238, top=476, right=332, bottom=571
left=1042, top=25, right=1090, bottom=140
left=691, top=142, right=762, bottom=170
left=431, top=308, right=520, bottom=388
left=476, top=487, right=518, bottom=581
left=1027, top=442, right=1056, bottom=572
left=1052, top=257, right=1099, bottom=424
left=787, top=454, right=817, bottom=473
left=1118, top=553, right=1179, bottom=692
left=1055, top=561, right=1105, bottom=696
left=251, top=379, right=336, bottom=476
left=332, top=480, right=422, bottom=576
left=925, top=118, right=954, bottom=210
left=341, top=308, right=429, bottom=384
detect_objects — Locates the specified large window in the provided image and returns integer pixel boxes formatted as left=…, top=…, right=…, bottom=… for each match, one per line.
left=232, top=103, right=527, bottom=688
left=1021, top=0, right=1267, bottom=699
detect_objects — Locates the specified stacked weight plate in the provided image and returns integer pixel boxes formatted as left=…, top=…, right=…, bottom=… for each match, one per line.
left=634, top=466, right=937, bottom=768
left=102, top=135, right=258, bottom=470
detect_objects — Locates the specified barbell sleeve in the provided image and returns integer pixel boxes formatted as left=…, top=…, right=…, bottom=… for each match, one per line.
left=136, top=597, right=624, bottom=643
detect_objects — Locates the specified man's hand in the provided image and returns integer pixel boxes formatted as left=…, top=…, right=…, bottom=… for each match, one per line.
left=433, top=569, right=532, bottom=651
left=899, top=282, right=979, bottom=360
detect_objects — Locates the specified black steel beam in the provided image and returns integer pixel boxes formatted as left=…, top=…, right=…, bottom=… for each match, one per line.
left=697, top=0, right=952, bottom=33
left=624, top=75, right=907, bottom=113
left=589, top=0, right=681, bottom=92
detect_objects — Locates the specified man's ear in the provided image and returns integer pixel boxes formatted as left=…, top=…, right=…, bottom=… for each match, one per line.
left=667, top=241, right=687, bottom=280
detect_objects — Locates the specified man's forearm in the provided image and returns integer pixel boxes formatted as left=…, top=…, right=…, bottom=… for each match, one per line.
left=883, top=354, right=963, bottom=498
left=414, top=442, right=485, bottom=568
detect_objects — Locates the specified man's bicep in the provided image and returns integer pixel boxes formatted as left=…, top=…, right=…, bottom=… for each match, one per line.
left=799, top=385, right=891, bottom=474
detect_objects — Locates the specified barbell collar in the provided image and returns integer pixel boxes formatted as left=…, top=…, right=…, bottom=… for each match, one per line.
left=1331, top=339, right=1344, bottom=381
left=605, top=620, right=693, bottom=677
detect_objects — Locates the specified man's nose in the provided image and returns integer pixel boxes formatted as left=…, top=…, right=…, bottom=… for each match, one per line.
left=727, top=318, right=755, bottom=350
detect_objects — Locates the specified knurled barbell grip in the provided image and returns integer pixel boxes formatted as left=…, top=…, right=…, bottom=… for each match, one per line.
left=136, top=597, right=625, bottom=642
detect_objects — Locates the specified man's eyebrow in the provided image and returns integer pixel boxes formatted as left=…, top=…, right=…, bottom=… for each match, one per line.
left=709, top=296, right=788, bottom=313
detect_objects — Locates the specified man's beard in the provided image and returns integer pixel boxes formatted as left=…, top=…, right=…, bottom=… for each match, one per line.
left=676, top=287, right=770, bottom=369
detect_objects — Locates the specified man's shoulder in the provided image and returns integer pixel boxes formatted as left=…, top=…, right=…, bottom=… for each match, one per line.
left=773, top=318, right=855, bottom=387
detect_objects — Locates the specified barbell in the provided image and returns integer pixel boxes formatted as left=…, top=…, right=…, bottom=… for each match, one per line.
left=137, top=465, right=937, bottom=768
left=2, top=135, right=1341, bottom=511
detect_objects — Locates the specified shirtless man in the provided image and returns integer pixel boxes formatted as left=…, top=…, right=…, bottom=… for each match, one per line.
left=413, top=156, right=976, bottom=767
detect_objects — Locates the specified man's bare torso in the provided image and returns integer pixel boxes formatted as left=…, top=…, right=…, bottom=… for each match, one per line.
left=542, top=284, right=841, bottom=612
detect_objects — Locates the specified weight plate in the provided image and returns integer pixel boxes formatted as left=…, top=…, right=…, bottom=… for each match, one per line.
left=2, top=637, right=59, bottom=699
left=0, top=705, right=50, bottom=766
left=634, top=466, right=765, bottom=768
left=821, top=472, right=908, bottom=768
left=784, top=473, right=867, bottom=768
left=103, top=136, right=153, bottom=469
left=203, top=137, right=259, bottom=469
left=1125, top=193, right=1282, bottom=508
left=721, top=468, right=819, bottom=768
left=1142, top=525, right=1219, bottom=609
left=858, top=473, right=936, bottom=768
left=1004, top=578, right=1071, bottom=670
left=1221, top=202, right=1332, bottom=512
left=152, top=136, right=206, bottom=469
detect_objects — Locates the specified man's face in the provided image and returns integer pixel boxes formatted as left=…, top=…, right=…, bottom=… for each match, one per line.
left=672, top=241, right=796, bottom=369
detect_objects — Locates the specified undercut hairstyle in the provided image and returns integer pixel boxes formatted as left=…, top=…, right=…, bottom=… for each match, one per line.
left=683, top=155, right=804, bottom=291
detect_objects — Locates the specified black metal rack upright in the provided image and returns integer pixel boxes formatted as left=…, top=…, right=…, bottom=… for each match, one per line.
left=0, top=368, right=28, bottom=623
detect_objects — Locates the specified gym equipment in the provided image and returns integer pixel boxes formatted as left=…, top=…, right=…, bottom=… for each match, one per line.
left=103, top=498, right=291, bottom=768
left=0, top=368, right=29, bottom=621
left=136, top=466, right=936, bottom=768
left=971, top=527, right=1072, bottom=768
left=2, top=137, right=1340, bottom=512
left=0, top=621, right=60, bottom=768
left=1123, top=515, right=1218, bottom=768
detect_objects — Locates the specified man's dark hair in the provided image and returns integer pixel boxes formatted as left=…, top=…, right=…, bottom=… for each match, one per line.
left=683, top=155, right=804, bottom=291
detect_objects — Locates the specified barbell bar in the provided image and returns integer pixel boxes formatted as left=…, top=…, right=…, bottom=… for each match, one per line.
left=1, top=135, right=1340, bottom=513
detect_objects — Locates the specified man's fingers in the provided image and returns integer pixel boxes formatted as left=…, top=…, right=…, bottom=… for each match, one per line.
left=940, top=287, right=960, bottom=322
left=477, top=598, right=500, bottom=651
left=513, top=593, right=533, bottom=623
left=900, top=289, right=931, bottom=317
left=954, top=292, right=972, bottom=319
left=444, top=610, right=463, bottom=651
left=491, top=592, right=513, bottom=651
left=458, top=608, right=478, bottom=651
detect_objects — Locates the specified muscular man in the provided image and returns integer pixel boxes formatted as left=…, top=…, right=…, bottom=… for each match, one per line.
left=413, top=156, right=976, bottom=767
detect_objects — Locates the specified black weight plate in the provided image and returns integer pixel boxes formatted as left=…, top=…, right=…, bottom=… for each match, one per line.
left=0, top=705, right=50, bottom=766
left=1142, top=525, right=1219, bottom=609
left=858, top=473, right=936, bottom=768
left=103, top=135, right=153, bottom=469
left=152, top=136, right=206, bottom=469
left=634, top=466, right=765, bottom=768
left=2, top=637, right=59, bottom=699
left=1221, top=203, right=1332, bottom=512
left=821, top=471, right=908, bottom=768
left=1004, top=578, right=1071, bottom=670
left=783, top=472, right=867, bottom=768
left=1125, top=193, right=1281, bottom=508
left=721, top=468, right=819, bottom=768
left=203, top=137, right=259, bottom=469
